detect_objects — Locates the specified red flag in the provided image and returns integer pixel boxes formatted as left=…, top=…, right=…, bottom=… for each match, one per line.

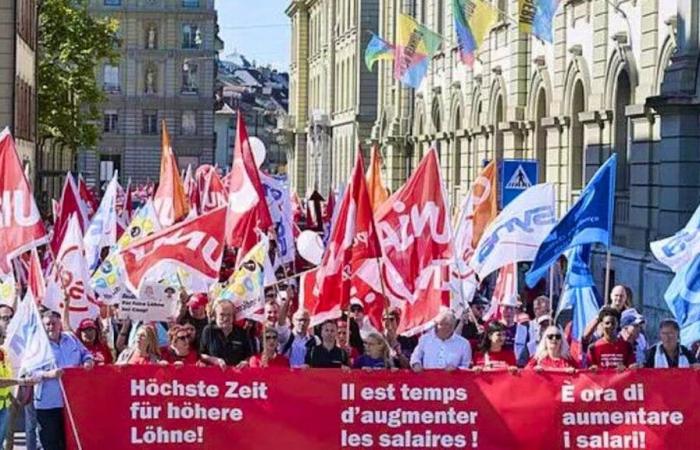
left=324, top=187, right=335, bottom=223
left=310, top=149, right=382, bottom=326
left=201, top=169, right=228, bottom=213
left=396, top=266, right=450, bottom=336
left=154, top=120, right=189, bottom=226
left=51, top=173, right=88, bottom=255
left=226, top=113, right=272, bottom=249
left=183, top=165, right=200, bottom=214
left=484, top=262, right=519, bottom=322
left=299, top=268, right=319, bottom=313
left=120, top=206, right=227, bottom=294
left=27, top=248, right=46, bottom=301
left=78, top=175, right=98, bottom=218
left=374, top=148, right=452, bottom=303
left=291, top=191, right=303, bottom=224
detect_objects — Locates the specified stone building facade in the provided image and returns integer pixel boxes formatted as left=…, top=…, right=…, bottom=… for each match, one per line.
left=288, top=0, right=700, bottom=328
left=284, top=0, right=379, bottom=195
left=83, top=0, right=218, bottom=186
left=0, top=0, right=37, bottom=183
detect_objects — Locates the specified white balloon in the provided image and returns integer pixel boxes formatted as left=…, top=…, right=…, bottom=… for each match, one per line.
left=249, top=137, right=266, bottom=168
left=297, top=230, right=324, bottom=265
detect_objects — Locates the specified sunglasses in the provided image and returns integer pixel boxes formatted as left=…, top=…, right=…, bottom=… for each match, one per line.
left=0, top=316, right=12, bottom=321
left=264, top=335, right=278, bottom=340
left=350, top=306, right=363, bottom=312
left=546, top=334, right=562, bottom=341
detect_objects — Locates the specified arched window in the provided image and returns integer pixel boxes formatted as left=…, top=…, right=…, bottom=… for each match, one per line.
left=534, top=88, right=548, bottom=181
left=570, top=80, right=585, bottom=190
left=494, top=94, right=504, bottom=161
left=614, top=70, right=631, bottom=192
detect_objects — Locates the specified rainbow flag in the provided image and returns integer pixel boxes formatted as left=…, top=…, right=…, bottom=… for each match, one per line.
left=364, top=33, right=395, bottom=71
left=453, top=0, right=499, bottom=66
left=518, top=0, right=560, bottom=42
left=393, top=14, right=442, bottom=88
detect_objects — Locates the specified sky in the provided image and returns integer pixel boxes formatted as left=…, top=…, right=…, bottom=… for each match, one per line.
left=216, top=0, right=290, bottom=71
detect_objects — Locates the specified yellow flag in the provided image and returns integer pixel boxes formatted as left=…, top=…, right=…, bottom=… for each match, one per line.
left=365, top=145, right=389, bottom=211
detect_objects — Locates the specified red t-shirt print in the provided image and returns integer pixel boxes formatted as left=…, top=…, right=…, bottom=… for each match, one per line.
left=587, top=339, right=634, bottom=368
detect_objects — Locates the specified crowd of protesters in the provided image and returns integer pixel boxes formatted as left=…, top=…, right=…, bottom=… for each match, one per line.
left=1, top=270, right=700, bottom=450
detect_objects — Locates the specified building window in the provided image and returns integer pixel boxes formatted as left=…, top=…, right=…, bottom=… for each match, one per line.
left=103, top=110, right=119, bottom=133
left=145, top=23, right=157, bottom=49
left=103, top=64, right=120, bottom=93
left=182, top=111, right=196, bottom=135
left=182, top=24, right=201, bottom=49
left=181, top=62, right=198, bottom=93
left=104, top=0, right=121, bottom=5
left=182, top=0, right=199, bottom=7
left=143, top=110, right=158, bottom=134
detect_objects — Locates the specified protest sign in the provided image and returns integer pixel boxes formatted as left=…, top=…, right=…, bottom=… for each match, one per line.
left=63, top=367, right=700, bottom=450
left=118, top=283, right=178, bottom=322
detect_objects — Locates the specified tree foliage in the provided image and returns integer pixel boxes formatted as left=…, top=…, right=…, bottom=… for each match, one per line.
left=38, top=0, right=120, bottom=153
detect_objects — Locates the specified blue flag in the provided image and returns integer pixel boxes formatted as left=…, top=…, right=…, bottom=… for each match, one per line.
left=664, top=252, right=700, bottom=346
left=557, top=246, right=601, bottom=336
left=526, top=153, right=617, bottom=287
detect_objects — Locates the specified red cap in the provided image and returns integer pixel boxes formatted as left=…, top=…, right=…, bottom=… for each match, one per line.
left=187, top=293, right=209, bottom=309
left=77, top=319, right=97, bottom=331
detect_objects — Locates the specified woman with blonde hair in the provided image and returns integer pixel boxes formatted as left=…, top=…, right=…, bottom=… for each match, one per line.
left=116, top=324, right=161, bottom=365
left=527, top=325, right=578, bottom=372
left=353, top=332, right=393, bottom=369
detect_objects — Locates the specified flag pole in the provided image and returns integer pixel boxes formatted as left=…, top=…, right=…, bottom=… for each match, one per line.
left=60, top=378, right=84, bottom=450
left=604, top=250, right=612, bottom=299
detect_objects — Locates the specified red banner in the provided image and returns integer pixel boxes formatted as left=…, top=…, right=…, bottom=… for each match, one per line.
left=62, top=367, right=699, bottom=450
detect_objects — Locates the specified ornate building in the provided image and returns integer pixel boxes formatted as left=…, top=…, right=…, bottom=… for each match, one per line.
left=0, top=0, right=37, bottom=182
left=284, top=0, right=379, bottom=195
left=83, top=0, right=219, bottom=186
left=288, top=0, right=700, bottom=328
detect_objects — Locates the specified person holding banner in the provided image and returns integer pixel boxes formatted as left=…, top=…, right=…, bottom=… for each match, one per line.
left=33, top=311, right=94, bottom=450
left=281, top=310, right=317, bottom=368
left=353, top=332, right=394, bottom=370
left=381, top=308, right=415, bottom=369
left=304, top=320, right=350, bottom=369
left=410, top=310, right=472, bottom=371
left=586, top=307, right=635, bottom=370
left=644, top=319, right=699, bottom=369
left=336, top=318, right=360, bottom=365
left=526, top=325, right=578, bottom=371
left=199, top=300, right=252, bottom=368
left=176, top=293, right=210, bottom=346
left=116, top=325, right=162, bottom=365
left=248, top=327, right=290, bottom=368
left=160, top=325, right=200, bottom=365
left=473, top=322, right=517, bottom=371
left=74, top=319, right=113, bottom=365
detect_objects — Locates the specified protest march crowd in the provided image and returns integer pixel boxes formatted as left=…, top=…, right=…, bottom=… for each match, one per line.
left=0, top=110, right=699, bottom=450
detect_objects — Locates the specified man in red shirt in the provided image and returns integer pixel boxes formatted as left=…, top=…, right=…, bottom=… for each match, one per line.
left=586, top=307, right=635, bottom=369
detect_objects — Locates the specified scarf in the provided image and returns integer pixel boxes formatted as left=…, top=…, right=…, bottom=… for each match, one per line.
left=654, top=343, right=689, bottom=368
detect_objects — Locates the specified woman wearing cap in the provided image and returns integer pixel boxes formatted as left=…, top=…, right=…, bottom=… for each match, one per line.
left=160, top=325, right=199, bottom=365
left=249, top=327, right=290, bottom=368
left=116, top=325, right=162, bottom=365
left=353, top=332, right=393, bottom=370
left=527, top=325, right=578, bottom=372
left=176, top=293, right=210, bottom=345
left=474, top=322, right=517, bottom=371
left=76, top=319, right=113, bottom=365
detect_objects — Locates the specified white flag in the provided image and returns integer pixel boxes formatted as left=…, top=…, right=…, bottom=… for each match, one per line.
left=470, top=183, right=557, bottom=280
left=651, top=202, right=700, bottom=273
left=84, top=173, right=119, bottom=270
left=261, top=174, right=296, bottom=265
left=44, top=214, right=100, bottom=329
left=6, top=291, right=56, bottom=376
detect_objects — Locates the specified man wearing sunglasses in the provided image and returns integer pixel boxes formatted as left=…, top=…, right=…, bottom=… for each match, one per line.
left=586, top=307, right=635, bottom=370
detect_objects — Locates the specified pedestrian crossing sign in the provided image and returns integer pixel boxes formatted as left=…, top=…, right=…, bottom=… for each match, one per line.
left=500, top=159, right=539, bottom=208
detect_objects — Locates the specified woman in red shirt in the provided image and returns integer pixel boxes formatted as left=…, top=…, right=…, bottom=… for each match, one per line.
left=161, top=325, right=200, bottom=365
left=527, top=325, right=579, bottom=372
left=248, top=327, right=290, bottom=368
left=474, top=322, right=517, bottom=370
left=76, top=319, right=113, bottom=365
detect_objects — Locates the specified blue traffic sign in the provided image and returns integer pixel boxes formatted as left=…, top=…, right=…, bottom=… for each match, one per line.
left=500, top=160, right=538, bottom=208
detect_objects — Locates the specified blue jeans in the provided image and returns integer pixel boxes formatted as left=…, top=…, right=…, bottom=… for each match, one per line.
left=0, top=407, right=8, bottom=446
left=25, top=403, right=39, bottom=450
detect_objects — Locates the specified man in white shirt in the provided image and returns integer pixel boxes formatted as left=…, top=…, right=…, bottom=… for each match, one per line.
left=410, top=310, right=472, bottom=371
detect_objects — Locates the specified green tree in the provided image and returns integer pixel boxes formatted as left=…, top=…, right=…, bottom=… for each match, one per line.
left=37, top=0, right=120, bottom=159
